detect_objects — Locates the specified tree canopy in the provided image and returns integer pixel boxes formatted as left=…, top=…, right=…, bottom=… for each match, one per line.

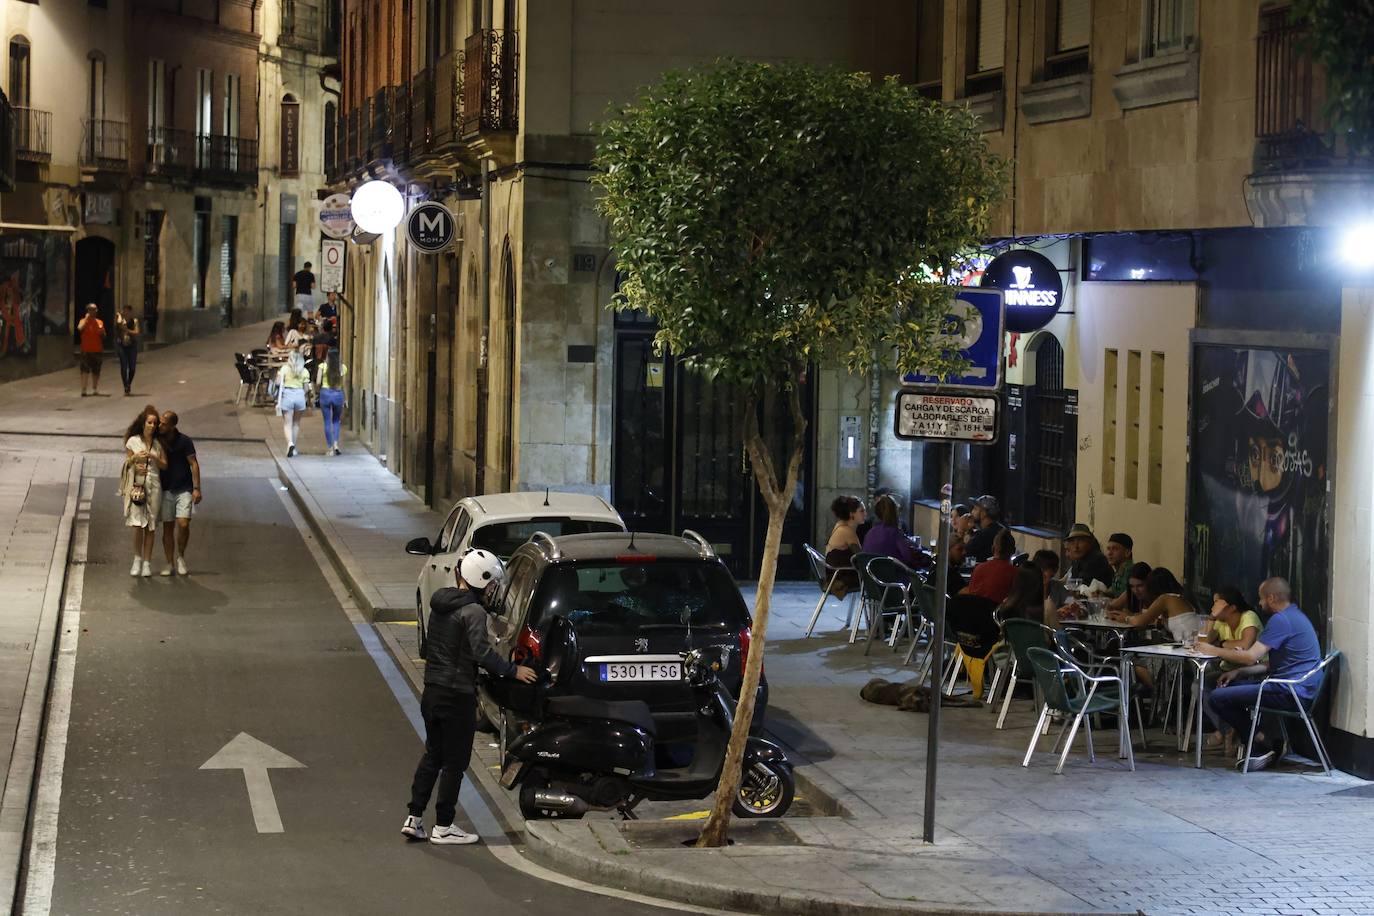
left=1291, top=0, right=1374, bottom=156
left=593, top=59, right=1008, bottom=389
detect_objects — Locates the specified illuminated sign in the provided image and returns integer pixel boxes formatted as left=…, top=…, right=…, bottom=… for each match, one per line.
left=980, top=249, right=1064, bottom=333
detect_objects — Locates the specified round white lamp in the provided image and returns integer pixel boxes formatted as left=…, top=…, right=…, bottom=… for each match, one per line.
left=351, top=180, right=405, bottom=234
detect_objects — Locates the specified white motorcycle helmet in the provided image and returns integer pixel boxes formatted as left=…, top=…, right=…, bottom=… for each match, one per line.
left=459, top=548, right=506, bottom=605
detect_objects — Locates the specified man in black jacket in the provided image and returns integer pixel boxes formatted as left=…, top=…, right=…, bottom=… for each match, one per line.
left=403, top=549, right=536, bottom=845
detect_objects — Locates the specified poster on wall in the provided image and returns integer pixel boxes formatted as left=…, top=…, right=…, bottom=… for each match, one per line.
left=0, top=235, right=45, bottom=359
left=1187, top=344, right=1329, bottom=631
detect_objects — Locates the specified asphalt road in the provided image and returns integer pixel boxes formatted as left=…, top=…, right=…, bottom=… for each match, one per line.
left=44, top=472, right=675, bottom=915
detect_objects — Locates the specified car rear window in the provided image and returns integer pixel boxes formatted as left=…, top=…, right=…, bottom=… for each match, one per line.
left=531, top=561, right=743, bottom=633
left=470, top=518, right=624, bottom=558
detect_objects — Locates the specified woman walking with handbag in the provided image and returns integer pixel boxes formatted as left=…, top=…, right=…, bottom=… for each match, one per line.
left=121, top=406, right=167, bottom=577
left=276, top=349, right=311, bottom=457
left=315, top=346, right=348, bottom=456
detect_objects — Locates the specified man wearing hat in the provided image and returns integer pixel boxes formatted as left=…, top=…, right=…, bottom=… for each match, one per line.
left=1063, top=523, right=1114, bottom=589
left=964, top=495, right=1006, bottom=563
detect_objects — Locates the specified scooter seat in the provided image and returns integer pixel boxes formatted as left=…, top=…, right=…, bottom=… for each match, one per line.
left=546, top=696, right=657, bottom=736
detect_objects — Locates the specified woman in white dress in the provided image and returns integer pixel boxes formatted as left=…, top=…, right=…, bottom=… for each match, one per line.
left=120, top=406, right=167, bottom=577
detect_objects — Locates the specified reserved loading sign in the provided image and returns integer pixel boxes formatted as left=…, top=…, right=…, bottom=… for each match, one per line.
left=893, top=391, right=999, bottom=443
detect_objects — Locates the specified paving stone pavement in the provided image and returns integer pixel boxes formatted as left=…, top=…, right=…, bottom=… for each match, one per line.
left=4, top=323, right=1374, bottom=915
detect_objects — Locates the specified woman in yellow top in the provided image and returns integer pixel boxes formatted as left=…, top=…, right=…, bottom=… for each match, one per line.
left=276, top=350, right=311, bottom=457
left=1198, top=585, right=1264, bottom=754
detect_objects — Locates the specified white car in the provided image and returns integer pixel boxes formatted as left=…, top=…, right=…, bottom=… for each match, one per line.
left=405, top=491, right=626, bottom=644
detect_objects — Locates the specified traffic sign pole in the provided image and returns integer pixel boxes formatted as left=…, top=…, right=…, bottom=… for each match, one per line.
left=923, top=443, right=954, bottom=844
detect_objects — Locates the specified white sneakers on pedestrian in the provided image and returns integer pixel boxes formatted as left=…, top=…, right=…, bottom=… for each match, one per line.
left=428, top=824, right=480, bottom=845
left=130, top=557, right=142, bottom=576
left=401, top=815, right=427, bottom=841
left=176, top=555, right=189, bottom=576
left=160, top=565, right=175, bottom=577
left=140, top=560, right=152, bottom=578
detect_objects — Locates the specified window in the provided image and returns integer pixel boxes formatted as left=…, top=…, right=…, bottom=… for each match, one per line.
left=966, top=0, right=1005, bottom=95
left=438, top=506, right=468, bottom=552
left=223, top=74, right=240, bottom=137
left=1148, top=352, right=1165, bottom=504
left=8, top=37, right=31, bottom=108
left=147, top=59, right=166, bottom=133
left=192, top=198, right=211, bottom=310
left=914, top=0, right=943, bottom=101
left=1102, top=348, right=1118, bottom=495
left=88, top=53, right=105, bottom=121
left=469, top=519, right=625, bottom=560
left=1029, top=334, right=1071, bottom=533
left=1045, top=0, right=1090, bottom=79
left=1144, top=0, right=1192, bottom=57
left=527, top=562, right=744, bottom=632
left=323, top=100, right=336, bottom=174
left=195, top=68, right=213, bottom=168
left=1124, top=349, right=1141, bottom=500
left=219, top=215, right=237, bottom=322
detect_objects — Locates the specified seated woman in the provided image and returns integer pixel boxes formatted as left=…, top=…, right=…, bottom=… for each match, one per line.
left=963, top=528, right=1017, bottom=605
left=860, top=494, right=917, bottom=567
left=266, top=321, right=287, bottom=350
left=1107, top=566, right=1200, bottom=641
left=1032, top=549, right=1071, bottom=626
left=822, top=495, right=865, bottom=598
left=1198, top=585, right=1264, bottom=753
left=997, top=565, right=1045, bottom=623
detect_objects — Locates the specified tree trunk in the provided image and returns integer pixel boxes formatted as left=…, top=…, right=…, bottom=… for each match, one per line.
left=697, top=380, right=807, bottom=848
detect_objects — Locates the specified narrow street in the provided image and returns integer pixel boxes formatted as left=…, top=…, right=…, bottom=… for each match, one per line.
left=2, top=430, right=679, bottom=914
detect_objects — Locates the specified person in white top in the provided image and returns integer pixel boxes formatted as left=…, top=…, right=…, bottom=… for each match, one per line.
left=120, top=406, right=168, bottom=577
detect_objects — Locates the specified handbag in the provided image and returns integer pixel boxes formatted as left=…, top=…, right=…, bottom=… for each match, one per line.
left=129, top=455, right=150, bottom=506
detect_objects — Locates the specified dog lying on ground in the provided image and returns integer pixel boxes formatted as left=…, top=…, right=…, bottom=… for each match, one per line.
left=859, top=677, right=981, bottom=711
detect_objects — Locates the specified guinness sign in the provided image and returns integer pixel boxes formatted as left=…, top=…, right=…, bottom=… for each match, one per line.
left=980, top=249, right=1064, bottom=333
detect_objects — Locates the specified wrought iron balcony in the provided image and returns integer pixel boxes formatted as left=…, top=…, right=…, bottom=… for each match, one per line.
left=195, top=135, right=258, bottom=184
left=280, top=0, right=321, bottom=52
left=411, top=69, right=433, bottom=155
left=346, top=107, right=360, bottom=169
left=81, top=119, right=129, bottom=170
left=15, top=107, right=52, bottom=162
left=0, top=91, right=15, bottom=190
left=393, top=82, right=412, bottom=164
left=1254, top=7, right=1329, bottom=167
left=461, top=29, right=517, bottom=138
left=146, top=126, right=192, bottom=177
left=370, top=86, right=392, bottom=155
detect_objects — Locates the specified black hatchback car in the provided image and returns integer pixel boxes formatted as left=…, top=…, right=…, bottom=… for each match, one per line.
left=478, top=530, right=768, bottom=748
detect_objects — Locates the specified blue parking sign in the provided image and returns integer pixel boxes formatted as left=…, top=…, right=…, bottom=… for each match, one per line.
left=901, top=288, right=1004, bottom=390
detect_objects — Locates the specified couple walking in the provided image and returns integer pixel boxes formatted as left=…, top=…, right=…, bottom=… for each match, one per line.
left=276, top=346, right=347, bottom=458
left=119, top=407, right=201, bottom=577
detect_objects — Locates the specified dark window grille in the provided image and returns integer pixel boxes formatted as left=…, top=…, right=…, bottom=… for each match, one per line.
left=1030, top=335, right=1070, bottom=533
left=1255, top=5, right=1329, bottom=165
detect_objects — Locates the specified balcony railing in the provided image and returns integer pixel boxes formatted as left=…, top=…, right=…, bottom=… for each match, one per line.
left=146, top=126, right=192, bottom=176
left=0, top=91, right=15, bottom=190
left=461, top=29, right=518, bottom=137
left=393, top=82, right=412, bottom=163
left=196, top=135, right=258, bottom=184
left=15, top=107, right=52, bottom=162
left=81, top=118, right=129, bottom=170
left=346, top=107, right=360, bottom=169
left=411, top=69, right=433, bottom=155
left=370, top=86, right=391, bottom=156
left=280, top=0, right=321, bottom=51
left=1255, top=7, right=1329, bottom=166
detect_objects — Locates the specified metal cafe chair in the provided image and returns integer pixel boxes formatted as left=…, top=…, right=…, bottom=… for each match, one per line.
left=802, top=543, right=858, bottom=638
left=861, top=556, right=921, bottom=656
left=847, top=551, right=885, bottom=644
left=1241, top=650, right=1342, bottom=775
left=1022, top=647, right=1136, bottom=775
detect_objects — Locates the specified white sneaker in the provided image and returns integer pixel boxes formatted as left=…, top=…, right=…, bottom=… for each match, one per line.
left=140, top=560, right=152, bottom=577
left=160, top=565, right=175, bottom=577
left=130, top=557, right=142, bottom=576
left=400, top=815, right=427, bottom=841
left=175, top=556, right=189, bottom=576
left=429, top=824, right=479, bottom=845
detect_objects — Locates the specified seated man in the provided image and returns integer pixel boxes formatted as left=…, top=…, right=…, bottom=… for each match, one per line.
left=1195, top=577, right=1323, bottom=772
left=1062, top=523, right=1114, bottom=590
left=962, top=529, right=1016, bottom=605
left=1103, top=532, right=1134, bottom=607
left=963, top=495, right=1005, bottom=563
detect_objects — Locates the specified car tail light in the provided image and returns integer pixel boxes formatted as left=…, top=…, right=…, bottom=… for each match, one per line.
left=739, top=626, right=762, bottom=676
left=512, top=624, right=542, bottom=664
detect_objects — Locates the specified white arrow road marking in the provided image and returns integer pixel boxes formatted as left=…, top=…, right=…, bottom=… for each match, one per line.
left=200, top=732, right=305, bottom=833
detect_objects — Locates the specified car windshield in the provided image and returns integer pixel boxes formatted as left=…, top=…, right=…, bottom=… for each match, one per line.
left=531, top=562, right=741, bottom=633
left=470, top=519, right=624, bottom=558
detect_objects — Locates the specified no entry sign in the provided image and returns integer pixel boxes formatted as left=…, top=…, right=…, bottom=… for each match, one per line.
left=320, top=240, right=345, bottom=293
left=893, top=391, right=999, bottom=443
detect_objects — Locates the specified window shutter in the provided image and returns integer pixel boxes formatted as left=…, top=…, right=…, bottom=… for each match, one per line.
left=975, top=0, right=1006, bottom=73
left=1056, top=0, right=1091, bottom=53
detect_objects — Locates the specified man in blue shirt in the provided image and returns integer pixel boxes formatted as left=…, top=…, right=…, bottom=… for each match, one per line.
left=1196, top=577, right=1323, bottom=771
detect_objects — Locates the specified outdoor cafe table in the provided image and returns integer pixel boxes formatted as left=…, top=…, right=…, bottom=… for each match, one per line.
left=1122, top=643, right=1218, bottom=769
left=1063, top=615, right=1144, bottom=759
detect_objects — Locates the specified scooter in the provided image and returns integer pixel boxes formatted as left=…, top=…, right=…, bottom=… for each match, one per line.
left=499, top=646, right=795, bottom=820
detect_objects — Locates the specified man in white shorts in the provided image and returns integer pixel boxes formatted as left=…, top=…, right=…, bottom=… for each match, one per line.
left=158, top=411, right=202, bottom=576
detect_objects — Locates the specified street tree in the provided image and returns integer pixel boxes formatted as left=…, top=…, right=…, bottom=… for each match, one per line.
left=1290, top=0, right=1374, bottom=156
left=593, top=59, right=1007, bottom=847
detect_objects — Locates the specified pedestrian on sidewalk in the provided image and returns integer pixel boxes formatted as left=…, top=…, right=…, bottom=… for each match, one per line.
left=315, top=347, right=348, bottom=456
left=120, top=406, right=166, bottom=577
left=77, top=304, right=107, bottom=397
left=275, top=349, right=311, bottom=457
left=157, top=411, right=201, bottom=576
left=403, top=550, right=537, bottom=845
left=114, top=305, right=142, bottom=396
left=293, top=261, right=316, bottom=314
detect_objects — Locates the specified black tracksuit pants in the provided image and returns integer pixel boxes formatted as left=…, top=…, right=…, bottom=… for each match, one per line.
left=408, top=685, right=477, bottom=827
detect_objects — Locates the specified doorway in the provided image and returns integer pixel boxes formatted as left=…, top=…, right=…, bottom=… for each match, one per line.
left=74, top=236, right=117, bottom=341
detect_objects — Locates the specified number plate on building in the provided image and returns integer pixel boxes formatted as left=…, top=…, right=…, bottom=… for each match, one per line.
left=600, top=662, right=682, bottom=682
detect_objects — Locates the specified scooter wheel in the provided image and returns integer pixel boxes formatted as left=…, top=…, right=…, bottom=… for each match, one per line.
left=732, top=760, right=794, bottom=818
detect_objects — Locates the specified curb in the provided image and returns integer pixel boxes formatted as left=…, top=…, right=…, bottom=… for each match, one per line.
left=0, top=457, right=82, bottom=916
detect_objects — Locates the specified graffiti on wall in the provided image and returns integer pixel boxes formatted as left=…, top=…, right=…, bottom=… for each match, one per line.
left=1187, top=345, right=1329, bottom=629
left=0, top=233, right=70, bottom=359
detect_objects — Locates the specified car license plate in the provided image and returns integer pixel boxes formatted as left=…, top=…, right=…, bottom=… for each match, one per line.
left=600, top=662, right=681, bottom=682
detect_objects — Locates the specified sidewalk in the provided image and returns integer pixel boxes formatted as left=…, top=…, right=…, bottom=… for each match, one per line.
left=4, top=323, right=1374, bottom=916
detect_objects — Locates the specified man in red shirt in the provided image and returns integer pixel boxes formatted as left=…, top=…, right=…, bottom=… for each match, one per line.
left=77, top=303, right=108, bottom=397
left=963, top=528, right=1017, bottom=605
